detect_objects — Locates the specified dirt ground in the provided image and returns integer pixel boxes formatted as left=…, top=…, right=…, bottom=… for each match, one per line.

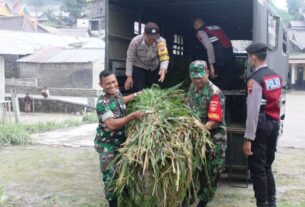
left=1, top=91, right=305, bottom=207
left=0, top=146, right=106, bottom=207
left=19, top=112, right=83, bottom=124
left=0, top=146, right=304, bottom=207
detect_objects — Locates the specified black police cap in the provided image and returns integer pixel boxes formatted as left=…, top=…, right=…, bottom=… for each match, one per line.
left=246, top=42, right=268, bottom=54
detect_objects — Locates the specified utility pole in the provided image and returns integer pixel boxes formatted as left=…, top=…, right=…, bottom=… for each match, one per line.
left=11, top=89, right=20, bottom=123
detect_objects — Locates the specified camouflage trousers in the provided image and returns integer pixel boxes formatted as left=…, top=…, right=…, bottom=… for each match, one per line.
left=198, top=130, right=227, bottom=205
left=95, top=139, right=121, bottom=202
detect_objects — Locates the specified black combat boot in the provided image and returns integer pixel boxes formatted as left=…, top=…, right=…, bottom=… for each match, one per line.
left=109, top=200, right=117, bottom=207
left=268, top=195, right=276, bottom=207
left=257, top=201, right=268, bottom=207
left=197, top=201, right=208, bottom=207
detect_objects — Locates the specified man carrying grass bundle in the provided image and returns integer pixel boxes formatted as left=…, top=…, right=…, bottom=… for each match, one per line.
left=187, top=60, right=227, bottom=207
left=94, top=70, right=144, bottom=207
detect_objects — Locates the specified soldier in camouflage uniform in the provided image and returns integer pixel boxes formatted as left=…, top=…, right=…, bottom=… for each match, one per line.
left=95, top=70, right=144, bottom=207
left=187, top=60, right=227, bottom=207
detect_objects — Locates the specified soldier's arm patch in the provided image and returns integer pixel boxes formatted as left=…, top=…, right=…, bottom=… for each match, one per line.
left=208, top=94, right=223, bottom=122
left=247, top=79, right=254, bottom=94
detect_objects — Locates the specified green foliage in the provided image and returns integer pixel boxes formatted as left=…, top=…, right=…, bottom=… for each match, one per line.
left=0, top=118, right=82, bottom=146
left=61, top=0, right=87, bottom=19
left=0, top=186, right=4, bottom=201
left=287, top=0, right=305, bottom=19
left=0, top=124, right=32, bottom=146
left=82, top=112, right=98, bottom=124
left=270, top=1, right=294, bottom=25
left=110, top=85, right=213, bottom=207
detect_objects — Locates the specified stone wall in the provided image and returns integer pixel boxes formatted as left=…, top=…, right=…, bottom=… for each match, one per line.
left=19, top=62, right=94, bottom=89
left=5, top=78, right=38, bottom=87
left=3, top=55, right=20, bottom=78
left=5, top=86, right=100, bottom=97
left=18, top=97, right=95, bottom=113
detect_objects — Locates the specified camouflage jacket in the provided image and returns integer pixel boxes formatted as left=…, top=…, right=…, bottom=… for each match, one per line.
left=95, top=91, right=127, bottom=146
left=188, top=80, right=226, bottom=130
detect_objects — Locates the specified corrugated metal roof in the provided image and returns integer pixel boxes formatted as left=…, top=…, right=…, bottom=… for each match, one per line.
left=59, top=28, right=89, bottom=37
left=0, top=16, right=36, bottom=32
left=289, top=21, right=305, bottom=28
left=289, top=30, right=305, bottom=50
left=0, top=30, right=105, bottom=55
left=17, top=47, right=104, bottom=63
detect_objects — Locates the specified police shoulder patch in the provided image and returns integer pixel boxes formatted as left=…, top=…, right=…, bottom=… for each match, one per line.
left=264, top=76, right=281, bottom=91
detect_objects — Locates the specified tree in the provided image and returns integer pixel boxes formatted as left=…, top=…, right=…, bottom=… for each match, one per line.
left=26, top=0, right=44, bottom=7
left=60, top=0, right=86, bottom=20
left=270, top=0, right=293, bottom=24
left=287, top=0, right=305, bottom=19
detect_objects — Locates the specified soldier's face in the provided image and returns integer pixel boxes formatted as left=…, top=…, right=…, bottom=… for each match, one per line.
left=191, top=75, right=209, bottom=90
left=100, top=74, right=119, bottom=96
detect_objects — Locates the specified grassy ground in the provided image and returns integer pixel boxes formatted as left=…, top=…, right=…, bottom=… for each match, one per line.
left=0, top=146, right=304, bottom=207
left=0, top=113, right=97, bottom=146
left=0, top=146, right=106, bottom=207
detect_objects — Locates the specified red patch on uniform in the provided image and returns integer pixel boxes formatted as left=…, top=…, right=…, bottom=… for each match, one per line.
left=247, top=79, right=254, bottom=94
left=208, top=94, right=223, bottom=122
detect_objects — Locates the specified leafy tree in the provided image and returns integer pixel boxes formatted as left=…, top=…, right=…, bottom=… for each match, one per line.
left=287, top=0, right=305, bottom=19
left=60, top=0, right=86, bottom=20
left=26, top=0, right=44, bottom=6
left=270, top=0, right=293, bottom=24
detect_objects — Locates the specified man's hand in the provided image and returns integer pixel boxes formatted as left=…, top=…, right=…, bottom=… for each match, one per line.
left=210, top=64, right=217, bottom=79
left=158, top=70, right=166, bottom=83
left=243, top=140, right=253, bottom=157
left=125, top=76, right=133, bottom=90
left=131, top=111, right=145, bottom=120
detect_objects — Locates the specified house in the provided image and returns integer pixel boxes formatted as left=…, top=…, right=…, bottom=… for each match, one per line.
left=0, top=30, right=104, bottom=80
left=288, top=16, right=305, bottom=89
left=0, top=0, right=30, bottom=17
left=17, top=47, right=104, bottom=89
left=83, top=0, right=105, bottom=37
left=0, top=1, right=11, bottom=16
left=0, top=16, right=42, bottom=32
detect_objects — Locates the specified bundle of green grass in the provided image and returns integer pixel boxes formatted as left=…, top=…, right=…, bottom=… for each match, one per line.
left=111, top=85, right=213, bottom=207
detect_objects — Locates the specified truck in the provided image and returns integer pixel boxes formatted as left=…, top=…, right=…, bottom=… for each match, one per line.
left=103, top=0, right=289, bottom=184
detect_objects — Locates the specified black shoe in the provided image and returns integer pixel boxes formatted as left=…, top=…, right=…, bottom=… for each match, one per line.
left=257, top=201, right=268, bottom=207
left=197, top=201, right=208, bottom=207
left=109, top=200, right=117, bottom=207
left=268, top=196, right=276, bottom=207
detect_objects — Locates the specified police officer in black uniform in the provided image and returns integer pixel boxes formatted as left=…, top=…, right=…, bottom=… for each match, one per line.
left=243, top=43, right=282, bottom=207
left=193, top=17, right=234, bottom=90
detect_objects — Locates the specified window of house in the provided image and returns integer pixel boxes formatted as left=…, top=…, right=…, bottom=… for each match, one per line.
left=134, top=21, right=145, bottom=35
left=173, top=34, right=184, bottom=56
left=98, top=7, right=103, bottom=15
left=267, top=11, right=280, bottom=50
left=283, top=29, right=287, bottom=54
left=91, top=20, right=99, bottom=31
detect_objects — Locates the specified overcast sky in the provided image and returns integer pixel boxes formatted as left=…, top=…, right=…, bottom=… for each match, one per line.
left=272, top=0, right=288, bottom=10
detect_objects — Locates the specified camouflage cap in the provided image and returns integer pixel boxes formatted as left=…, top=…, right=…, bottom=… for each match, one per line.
left=189, top=60, right=208, bottom=78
